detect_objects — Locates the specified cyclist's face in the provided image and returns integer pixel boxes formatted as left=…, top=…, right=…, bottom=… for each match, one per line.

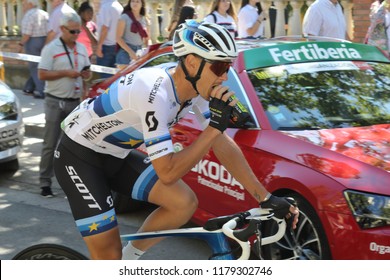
left=199, top=57, right=230, bottom=99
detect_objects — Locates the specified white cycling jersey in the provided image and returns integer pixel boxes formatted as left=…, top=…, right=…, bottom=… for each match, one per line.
left=62, top=66, right=210, bottom=160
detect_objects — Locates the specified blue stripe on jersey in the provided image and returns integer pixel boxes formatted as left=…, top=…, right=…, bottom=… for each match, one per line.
left=204, top=111, right=211, bottom=119
left=132, top=165, right=159, bottom=201
left=104, top=133, right=144, bottom=149
left=144, top=133, right=171, bottom=147
left=75, top=209, right=118, bottom=237
left=93, top=81, right=119, bottom=117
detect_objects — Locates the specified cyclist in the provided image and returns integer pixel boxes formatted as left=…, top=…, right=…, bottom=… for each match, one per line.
left=54, top=20, right=299, bottom=260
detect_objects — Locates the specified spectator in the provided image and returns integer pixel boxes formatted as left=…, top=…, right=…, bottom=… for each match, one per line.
left=45, top=0, right=77, bottom=44
left=37, top=12, right=91, bottom=198
left=365, top=0, right=389, bottom=53
left=18, top=0, right=48, bottom=99
left=204, top=0, right=237, bottom=38
left=116, top=0, right=150, bottom=68
left=167, top=0, right=194, bottom=39
left=96, top=0, right=123, bottom=78
left=168, top=6, right=197, bottom=40
left=77, top=1, right=97, bottom=60
left=302, top=0, right=348, bottom=40
left=237, top=0, right=268, bottom=39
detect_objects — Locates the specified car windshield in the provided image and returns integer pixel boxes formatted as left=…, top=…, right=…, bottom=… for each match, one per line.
left=248, top=61, right=390, bottom=130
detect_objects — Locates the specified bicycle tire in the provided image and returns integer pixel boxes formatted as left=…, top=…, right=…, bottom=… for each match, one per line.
left=12, top=244, right=88, bottom=260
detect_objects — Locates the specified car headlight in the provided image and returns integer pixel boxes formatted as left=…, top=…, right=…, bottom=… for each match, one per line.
left=344, top=190, right=390, bottom=229
left=0, top=94, right=17, bottom=121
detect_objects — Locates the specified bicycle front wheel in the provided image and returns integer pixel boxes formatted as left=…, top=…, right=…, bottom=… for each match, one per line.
left=12, top=244, right=88, bottom=260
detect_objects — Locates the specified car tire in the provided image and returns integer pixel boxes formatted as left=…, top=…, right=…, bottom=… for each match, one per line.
left=112, top=190, right=150, bottom=214
left=262, top=193, right=331, bottom=260
left=0, top=158, right=19, bottom=172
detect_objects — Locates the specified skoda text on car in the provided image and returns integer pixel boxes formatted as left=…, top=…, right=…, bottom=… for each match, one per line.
left=0, top=62, right=24, bottom=171
left=89, top=38, right=390, bottom=260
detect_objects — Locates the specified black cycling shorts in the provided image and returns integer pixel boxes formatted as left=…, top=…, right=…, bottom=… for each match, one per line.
left=54, top=134, right=158, bottom=237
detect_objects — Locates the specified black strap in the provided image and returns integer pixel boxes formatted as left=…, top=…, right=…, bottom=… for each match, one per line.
left=209, top=12, right=217, bottom=23
left=179, top=57, right=206, bottom=96
left=59, top=37, right=74, bottom=69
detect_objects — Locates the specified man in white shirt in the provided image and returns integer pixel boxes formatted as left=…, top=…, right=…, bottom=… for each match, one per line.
left=45, top=0, right=77, bottom=44
left=19, top=0, right=48, bottom=98
left=96, top=0, right=123, bottom=78
left=302, top=0, right=348, bottom=40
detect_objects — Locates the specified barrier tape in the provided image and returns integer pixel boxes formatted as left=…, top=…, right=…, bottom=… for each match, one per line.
left=0, top=51, right=118, bottom=75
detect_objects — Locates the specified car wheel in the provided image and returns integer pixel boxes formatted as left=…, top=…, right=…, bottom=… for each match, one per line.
left=112, top=191, right=150, bottom=214
left=262, top=194, right=331, bottom=260
left=0, top=158, right=19, bottom=172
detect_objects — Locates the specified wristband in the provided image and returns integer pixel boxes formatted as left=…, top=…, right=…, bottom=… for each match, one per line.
left=262, top=192, right=272, bottom=202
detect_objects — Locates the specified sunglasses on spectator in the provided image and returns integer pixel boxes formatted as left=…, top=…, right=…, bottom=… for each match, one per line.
left=64, top=27, right=81, bottom=34
left=203, top=58, right=232, bottom=77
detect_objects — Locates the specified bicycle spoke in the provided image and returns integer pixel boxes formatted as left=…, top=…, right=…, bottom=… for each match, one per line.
left=301, top=249, right=321, bottom=260
left=301, top=237, right=319, bottom=248
left=275, top=240, right=294, bottom=251
left=295, top=215, right=309, bottom=240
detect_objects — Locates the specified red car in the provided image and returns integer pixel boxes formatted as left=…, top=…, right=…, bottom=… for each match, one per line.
left=89, top=38, right=390, bottom=260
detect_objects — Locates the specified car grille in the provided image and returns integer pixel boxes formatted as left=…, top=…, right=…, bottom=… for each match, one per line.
left=0, top=138, right=21, bottom=151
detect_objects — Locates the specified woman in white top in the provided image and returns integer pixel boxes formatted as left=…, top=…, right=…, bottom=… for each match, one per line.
left=204, top=0, right=237, bottom=38
left=116, top=0, right=149, bottom=68
left=237, top=0, right=268, bottom=39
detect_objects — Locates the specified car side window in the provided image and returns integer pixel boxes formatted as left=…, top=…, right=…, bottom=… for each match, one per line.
left=143, top=54, right=178, bottom=68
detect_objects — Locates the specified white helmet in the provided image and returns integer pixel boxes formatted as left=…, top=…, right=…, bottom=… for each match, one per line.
left=173, top=20, right=237, bottom=62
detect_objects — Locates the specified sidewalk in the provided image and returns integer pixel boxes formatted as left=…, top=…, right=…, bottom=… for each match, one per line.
left=12, top=89, right=150, bottom=227
left=16, top=89, right=45, bottom=139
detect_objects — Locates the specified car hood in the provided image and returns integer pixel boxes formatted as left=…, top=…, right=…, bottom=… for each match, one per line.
left=281, top=124, right=390, bottom=174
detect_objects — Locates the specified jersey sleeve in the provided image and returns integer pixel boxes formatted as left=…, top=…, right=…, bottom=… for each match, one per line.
left=192, top=96, right=210, bottom=130
left=131, top=75, right=174, bottom=161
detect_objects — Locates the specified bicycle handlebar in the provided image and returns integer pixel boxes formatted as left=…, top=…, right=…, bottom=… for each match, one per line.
left=221, top=208, right=286, bottom=260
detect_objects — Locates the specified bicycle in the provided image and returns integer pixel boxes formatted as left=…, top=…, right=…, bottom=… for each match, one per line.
left=12, top=207, right=286, bottom=260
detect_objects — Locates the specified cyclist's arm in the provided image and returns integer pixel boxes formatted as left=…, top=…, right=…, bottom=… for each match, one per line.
left=212, top=133, right=299, bottom=228
left=151, top=126, right=221, bottom=185
left=211, top=133, right=269, bottom=202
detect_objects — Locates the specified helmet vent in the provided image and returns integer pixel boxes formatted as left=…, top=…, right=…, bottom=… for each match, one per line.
left=194, top=33, right=216, bottom=52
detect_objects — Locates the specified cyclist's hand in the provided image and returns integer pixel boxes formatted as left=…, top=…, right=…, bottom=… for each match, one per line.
left=259, top=195, right=299, bottom=229
left=208, top=86, right=235, bottom=133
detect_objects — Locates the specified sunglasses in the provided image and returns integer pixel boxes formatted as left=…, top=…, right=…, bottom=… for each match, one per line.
left=204, top=58, right=232, bottom=77
left=64, top=27, right=81, bottom=35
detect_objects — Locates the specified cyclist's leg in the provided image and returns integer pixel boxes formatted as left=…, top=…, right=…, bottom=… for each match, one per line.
left=114, top=150, right=198, bottom=253
left=54, top=135, right=123, bottom=259
left=83, top=227, right=122, bottom=259
left=132, top=178, right=198, bottom=251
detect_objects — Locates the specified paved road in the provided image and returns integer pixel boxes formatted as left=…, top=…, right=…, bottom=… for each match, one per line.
left=0, top=90, right=210, bottom=260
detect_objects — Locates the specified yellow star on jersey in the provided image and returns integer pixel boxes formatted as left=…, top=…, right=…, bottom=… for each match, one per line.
left=120, top=138, right=143, bottom=147
left=103, top=88, right=110, bottom=95
left=89, top=222, right=100, bottom=232
left=148, top=138, right=159, bottom=146
left=110, top=216, right=116, bottom=222
left=102, top=215, right=108, bottom=220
